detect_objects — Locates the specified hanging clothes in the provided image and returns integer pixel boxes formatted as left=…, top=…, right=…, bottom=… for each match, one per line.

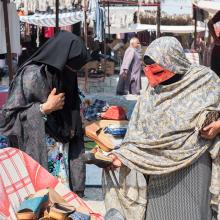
left=44, top=27, right=55, bottom=38
left=94, top=7, right=105, bottom=42
left=0, top=2, right=21, bottom=55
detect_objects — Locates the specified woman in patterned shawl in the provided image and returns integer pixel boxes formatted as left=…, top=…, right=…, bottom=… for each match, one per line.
left=104, top=37, right=220, bottom=220
left=0, top=31, right=90, bottom=197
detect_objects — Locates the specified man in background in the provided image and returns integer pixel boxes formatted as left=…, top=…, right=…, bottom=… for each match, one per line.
left=116, top=37, right=142, bottom=95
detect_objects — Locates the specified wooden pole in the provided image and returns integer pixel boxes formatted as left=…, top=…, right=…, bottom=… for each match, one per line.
left=2, top=0, right=13, bottom=82
left=55, top=0, right=59, bottom=33
left=156, top=3, right=161, bottom=38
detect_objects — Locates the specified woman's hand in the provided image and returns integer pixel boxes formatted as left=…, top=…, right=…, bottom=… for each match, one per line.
left=105, top=154, right=122, bottom=171
left=200, top=121, right=220, bottom=140
left=41, top=88, right=65, bottom=114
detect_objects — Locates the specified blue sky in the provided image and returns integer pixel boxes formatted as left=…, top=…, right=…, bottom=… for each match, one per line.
left=161, top=0, right=192, bottom=15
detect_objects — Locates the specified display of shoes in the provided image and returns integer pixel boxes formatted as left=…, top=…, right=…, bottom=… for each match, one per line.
left=16, top=189, right=49, bottom=220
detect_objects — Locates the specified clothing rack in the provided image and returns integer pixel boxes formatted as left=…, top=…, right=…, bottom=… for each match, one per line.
left=100, top=0, right=161, bottom=40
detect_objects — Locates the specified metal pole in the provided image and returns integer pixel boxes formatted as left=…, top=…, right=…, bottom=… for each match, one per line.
left=103, top=2, right=107, bottom=80
left=156, top=3, right=161, bottom=38
left=107, top=1, right=110, bottom=39
left=83, top=0, right=88, bottom=48
left=83, top=0, right=88, bottom=93
left=55, top=0, right=59, bottom=33
left=3, top=0, right=13, bottom=82
left=194, top=5, right=197, bottom=50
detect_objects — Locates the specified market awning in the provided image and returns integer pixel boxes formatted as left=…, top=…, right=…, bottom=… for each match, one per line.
left=193, top=0, right=220, bottom=15
left=19, top=12, right=83, bottom=27
left=110, top=23, right=206, bottom=34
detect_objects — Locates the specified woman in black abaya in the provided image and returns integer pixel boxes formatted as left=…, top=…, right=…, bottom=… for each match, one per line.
left=0, top=31, right=90, bottom=197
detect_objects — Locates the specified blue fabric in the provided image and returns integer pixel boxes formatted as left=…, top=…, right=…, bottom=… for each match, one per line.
left=94, top=7, right=105, bottom=42
left=69, top=211, right=90, bottom=220
left=104, top=127, right=127, bottom=137
left=84, top=99, right=108, bottom=121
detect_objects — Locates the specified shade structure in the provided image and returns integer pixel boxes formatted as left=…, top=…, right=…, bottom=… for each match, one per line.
left=193, top=0, right=220, bottom=15
left=19, top=11, right=83, bottom=27
left=110, top=23, right=206, bottom=34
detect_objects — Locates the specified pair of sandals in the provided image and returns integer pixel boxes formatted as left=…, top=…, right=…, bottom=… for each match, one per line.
left=16, top=188, right=90, bottom=220
left=82, top=147, right=113, bottom=168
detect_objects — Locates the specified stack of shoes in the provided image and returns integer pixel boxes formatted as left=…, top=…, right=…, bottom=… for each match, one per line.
left=84, top=122, right=115, bottom=152
left=82, top=147, right=113, bottom=168
left=16, top=188, right=91, bottom=220
left=84, top=120, right=128, bottom=152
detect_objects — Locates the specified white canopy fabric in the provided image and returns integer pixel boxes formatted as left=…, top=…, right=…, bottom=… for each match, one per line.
left=193, top=0, right=220, bottom=15
left=110, top=23, right=206, bottom=34
left=19, top=12, right=83, bottom=27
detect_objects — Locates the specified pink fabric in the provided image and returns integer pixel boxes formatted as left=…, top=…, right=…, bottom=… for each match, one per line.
left=0, top=92, right=8, bottom=109
left=0, top=148, right=103, bottom=220
left=44, top=27, right=55, bottom=38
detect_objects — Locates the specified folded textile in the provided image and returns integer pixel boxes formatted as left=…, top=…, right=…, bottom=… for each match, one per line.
left=84, top=99, right=109, bottom=121
left=101, top=106, right=127, bottom=120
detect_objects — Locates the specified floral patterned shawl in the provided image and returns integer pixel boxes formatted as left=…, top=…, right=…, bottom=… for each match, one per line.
left=115, top=37, right=220, bottom=218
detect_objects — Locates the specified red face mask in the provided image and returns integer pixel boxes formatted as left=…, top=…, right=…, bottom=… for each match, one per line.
left=144, top=64, right=175, bottom=87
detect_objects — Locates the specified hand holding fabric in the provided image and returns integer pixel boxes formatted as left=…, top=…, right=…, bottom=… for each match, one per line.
left=201, top=120, right=220, bottom=140
left=106, top=154, right=122, bottom=170
left=42, top=88, right=65, bottom=114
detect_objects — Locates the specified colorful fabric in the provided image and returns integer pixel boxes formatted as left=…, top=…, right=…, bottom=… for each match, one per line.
left=0, top=147, right=103, bottom=220
left=46, top=136, right=69, bottom=188
left=84, top=99, right=109, bottom=121
left=114, top=37, right=220, bottom=218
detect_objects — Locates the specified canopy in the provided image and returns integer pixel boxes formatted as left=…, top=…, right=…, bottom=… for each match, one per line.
left=19, top=12, right=83, bottom=27
left=110, top=23, right=206, bottom=34
left=193, top=0, right=220, bottom=15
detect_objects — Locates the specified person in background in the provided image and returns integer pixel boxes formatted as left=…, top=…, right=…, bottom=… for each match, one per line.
left=208, top=10, right=220, bottom=77
left=116, top=37, right=142, bottom=95
left=0, top=32, right=90, bottom=197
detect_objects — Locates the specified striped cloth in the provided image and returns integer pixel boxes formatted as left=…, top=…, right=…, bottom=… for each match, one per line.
left=20, top=12, right=83, bottom=27
left=0, top=148, right=103, bottom=220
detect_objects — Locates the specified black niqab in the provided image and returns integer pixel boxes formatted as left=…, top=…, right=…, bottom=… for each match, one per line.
left=28, top=31, right=90, bottom=142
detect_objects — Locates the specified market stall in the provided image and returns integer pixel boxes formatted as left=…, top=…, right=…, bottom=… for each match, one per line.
left=193, top=0, right=220, bottom=15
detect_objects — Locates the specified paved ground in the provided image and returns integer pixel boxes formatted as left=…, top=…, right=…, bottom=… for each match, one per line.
left=84, top=187, right=106, bottom=216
